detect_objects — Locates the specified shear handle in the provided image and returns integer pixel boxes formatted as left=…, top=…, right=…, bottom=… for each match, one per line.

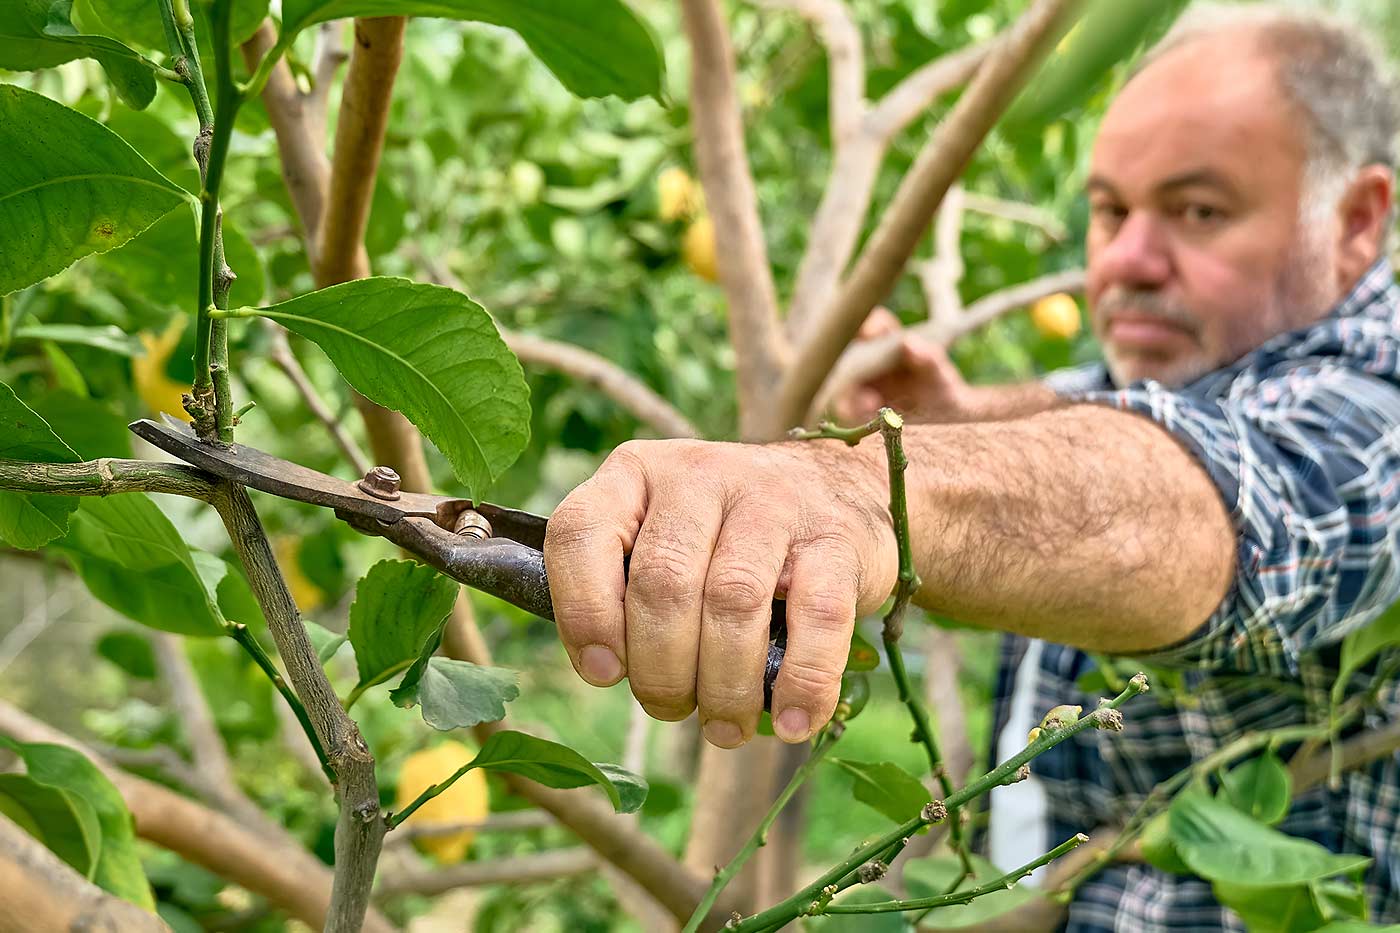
left=352, top=513, right=789, bottom=711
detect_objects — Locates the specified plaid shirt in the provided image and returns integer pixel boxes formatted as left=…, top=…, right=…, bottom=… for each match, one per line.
left=985, top=258, right=1400, bottom=931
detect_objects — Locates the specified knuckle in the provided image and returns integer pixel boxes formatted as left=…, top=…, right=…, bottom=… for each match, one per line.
left=628, top=540, right=704, bottom=605
left=794, top=593, right=855, bottom=632
left=777, top=655, right=842, bottom=702
left=704, top=564, right=772, bottom=617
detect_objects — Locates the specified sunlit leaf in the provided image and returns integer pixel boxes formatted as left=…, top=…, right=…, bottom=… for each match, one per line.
left=467, top=730, right=644, bottom=813
left=0, top=0, right=158, bottom=109
left=280, top=0, right=665, bottom=101
left=1220, top=750, right=1291, bottom=826
left=397, top=657, right=520, bottom=731
left=0, top=86, right=188, bottom=296
left=83, top=0, right=268, bottom=51
left=0, top=773, right=102, bottom=879
left=348, top=559, right=459, bottom=694
left=245, top=278, right=529, bottom=497
left=830, top=758, right=931, bottom=823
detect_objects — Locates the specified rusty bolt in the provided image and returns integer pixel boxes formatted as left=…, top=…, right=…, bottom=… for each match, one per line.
left=358, top=465, right=401, bottom=500
left=454, top=510, right=493, bottom=539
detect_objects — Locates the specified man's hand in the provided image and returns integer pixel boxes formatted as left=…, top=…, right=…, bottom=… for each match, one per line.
left=544, top=439, right=898, bottom=749
left=833, top=307, right=974, bottom=424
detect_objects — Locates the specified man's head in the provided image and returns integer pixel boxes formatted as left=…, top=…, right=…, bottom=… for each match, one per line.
left=1086, top=4, right=1399, bottom=388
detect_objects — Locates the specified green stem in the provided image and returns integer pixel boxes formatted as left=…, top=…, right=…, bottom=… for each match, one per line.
left=387, top=758, right=482, bottom=830
left=731, top=678, right=1149, bottom=932
left=681, top=726, right=844, bottom=933
left=239, top=35, right=290, bottom=100
left=225, top=621, right=335, bottom=783
left=821, top=834, right=1089, bottom=916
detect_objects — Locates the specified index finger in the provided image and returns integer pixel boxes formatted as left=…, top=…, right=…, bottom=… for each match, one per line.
left=544, top=447, right=649, bottom=687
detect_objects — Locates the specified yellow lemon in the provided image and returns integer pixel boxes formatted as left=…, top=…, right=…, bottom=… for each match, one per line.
left=133, top=317, right=191, bottom=420
left=394, top=742, right=489, bottom=863
left=273, top=536, right=325, bottom=612
left=682, top=214, right=719, bottom=283
left=658, top=167, right=701, bottom=222
left=1030, top=293, right=1082, bottom=340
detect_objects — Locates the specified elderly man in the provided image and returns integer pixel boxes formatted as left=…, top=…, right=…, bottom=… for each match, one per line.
left=544, top=4, right=1400, bottom=927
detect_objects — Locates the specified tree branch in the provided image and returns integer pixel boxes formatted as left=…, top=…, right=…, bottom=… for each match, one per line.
left=753, top=0, right=864, bottom=142
left=0, top=813, right=171, bottom=933
left=961, top=191, right=1068, bottom=242
left=0, top=458, right=215, bottom=501
left=867, top=41, right=996, bottom=143
left=263, top=321, right=371, bottom=474
left=680, top=0, right=788, bottom=431
left=307, top=21, right=351, bottom=143
left=375, top=847, right=596, bottom=899
left=769, top=0, right=1085, bottom=437
left=211, top=483, right=383, bottom=933
left=0, top=701, right=395, bottom=933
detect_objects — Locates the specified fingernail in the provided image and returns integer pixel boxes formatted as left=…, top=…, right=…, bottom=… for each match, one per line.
left=775, top=708, right=810, bottom=742
left=703, top=720, right=744, bottom=748
left=579, top=645, right=622, bottom=686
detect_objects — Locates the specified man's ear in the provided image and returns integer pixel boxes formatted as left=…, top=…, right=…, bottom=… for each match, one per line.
left=1334, top=165, right=1395, bottom=288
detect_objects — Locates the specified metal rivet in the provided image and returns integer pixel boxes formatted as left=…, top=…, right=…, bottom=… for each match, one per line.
left=453, top=510, right=493, bottom=539
left=358, top=465, right=401, bottom=500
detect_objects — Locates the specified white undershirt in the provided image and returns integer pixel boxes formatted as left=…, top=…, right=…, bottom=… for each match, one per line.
left=986, top=637, right=1051, bottom=886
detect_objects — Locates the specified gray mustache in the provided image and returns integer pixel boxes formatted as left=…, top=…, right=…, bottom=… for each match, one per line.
left=1095, top=289, right=1200, bottom=333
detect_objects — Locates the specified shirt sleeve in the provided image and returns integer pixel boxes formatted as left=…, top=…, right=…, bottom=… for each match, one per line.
left=1067, top=364, right=1400, bottom=677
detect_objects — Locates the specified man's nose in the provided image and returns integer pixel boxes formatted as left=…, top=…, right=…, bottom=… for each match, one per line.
left=1093, top=212, right=1171, bottom=288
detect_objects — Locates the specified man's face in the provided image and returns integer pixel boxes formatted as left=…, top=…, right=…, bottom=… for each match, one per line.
left=1085, top=33, right=1342, bottom=387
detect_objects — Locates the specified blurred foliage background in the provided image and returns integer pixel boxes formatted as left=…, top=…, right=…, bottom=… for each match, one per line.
left=2, top=0, right=1398, bottom=929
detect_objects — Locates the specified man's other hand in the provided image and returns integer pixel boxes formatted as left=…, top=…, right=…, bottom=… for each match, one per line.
left=544, top=439, right=898, bottom=748
left=833, top=307, right=974, bottom=424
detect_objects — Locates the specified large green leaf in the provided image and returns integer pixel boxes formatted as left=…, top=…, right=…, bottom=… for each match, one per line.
left=829, top=758, right=931, bottom=824
left=82, top=0, right=268, bottom=52
left=279, top=0, right=665, bottom=101
left=1220, top=750, right=1292, bottom=826
left=25, top=390, right=133, bottom=461
left=11, top=323, right=142, bottom=357
left=348, top=559, right=459, bottom=694
left=246, top=278, right=529, bottom=496
left=0, top=773, right=102, bottom=879
left=1334, top=602, right=1400, bottom=704
left=467, top=730, right=644, bottom=813
left=0, top=86, right=188, bottom=297
left=0, top=0, right=157, bottom=109
left=0, top=738, right=154, bottom=909
left=1212, top=881, right=1327, bottom=933
left=0, top=381, right=81, bottom=549
left=903, top=853, right=1040, bottom=928
left=57, top=494, right=227, bottom=636
left=398, top=656, right=520, bottom=731
left=1169, top=788, right=1372, bottom=887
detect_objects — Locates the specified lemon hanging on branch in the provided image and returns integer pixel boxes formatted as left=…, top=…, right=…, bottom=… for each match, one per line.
left=1030, top=292, right=1082, bottom=340
left=683, top=214, right=719, bottom=283
left=658, top=166, right=701, bottom=222
left=393, top=741, right=490, bottom=862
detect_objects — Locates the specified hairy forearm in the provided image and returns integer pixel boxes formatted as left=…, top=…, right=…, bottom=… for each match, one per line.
left=953, top=382, right=1062, bottom=422
left=870, top=404, right=1235, bottom=652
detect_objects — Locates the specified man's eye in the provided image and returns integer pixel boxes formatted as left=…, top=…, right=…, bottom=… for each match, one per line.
left=1091, top=202, right=1127, bottom=223
left=1179, top=203, right=1225, bottom=225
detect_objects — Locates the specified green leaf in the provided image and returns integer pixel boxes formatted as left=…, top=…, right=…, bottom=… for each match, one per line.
left=1138, top=810, right=1191, bottom=875
left=192, top=549, right=266, bottom=629
left=1316, top=923, right=1400, bottom=932
left=248, top=278, right=530, bottom=497
left=57, top=494, right=227, bottom=636
left=0, top=738, right=154, bottom=908
left=467, top=730, right=643, bottom=813
left=0, top=381, right=81, bottom=549
left=1169, top=788, right=1372, bottom=887
left=280, top=0, right=665, bottom=101
left=305, top=621, right=348, bottom=665
left=1212, top=881, right=1328, bottom=933
left=829, top=758, right=931, bottom=823
left=903, top=853, right=1040, bottom=928
left=846, top=630, right=880, bottom=672
left=42, top=340, right=89, bottom=397
left=0, top=86, right=188, bottom=296
left=401, top=657, right=520, bottom=731
left=348, top=559, right=459, bottom=693
left=12, top=323, right=143, bottom=356
left=95, top=629, right=158, bottom=679
left=594, top=763, right=649, bottom=815
left=0, top=773, right=102, bottom=879
left=100, top=210, right=265, bottom=312
left=1220, top=750, right=1292, bottom=826
left=0, top=0, right=158, bottom=109
left=1334, top=602, right=1400, bottom=704
left=23, top=391, right=133, bottom=460
left=82, top=0, right=268, bottom=51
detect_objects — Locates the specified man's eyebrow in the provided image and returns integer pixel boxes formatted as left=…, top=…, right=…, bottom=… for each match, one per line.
left=1153, top=169, right=1240, bottom=198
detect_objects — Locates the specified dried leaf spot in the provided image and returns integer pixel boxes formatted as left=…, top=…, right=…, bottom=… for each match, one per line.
left=93, top=220, right=116, bottom=239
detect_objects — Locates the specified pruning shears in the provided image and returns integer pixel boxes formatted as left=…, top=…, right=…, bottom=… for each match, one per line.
left=129, top=415, right=788, bottom=708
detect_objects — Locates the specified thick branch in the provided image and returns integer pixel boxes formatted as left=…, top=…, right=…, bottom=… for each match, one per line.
left=212, top=483, right=384, bottom=933
left=0, top=701, right=394, bottom=933
left=680, top=0, right=788, bottom=431
left=0, top=813, right=171, bottom=933
left=770, top=0, right=1085, bottom=436
left=0, top=458, right=215, bottom=501
left=867, top=41, right=995, bottom=143
left=961, top=191, right=1068, bottom=241
left=375, top=847, right=596, bottom=899
left=307, top=21, right=351, bottom=143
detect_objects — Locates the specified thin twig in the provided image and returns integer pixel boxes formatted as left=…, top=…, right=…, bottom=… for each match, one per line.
left=375, top=847, right=597, bottom=899
left=263, top=321, right=371, bottom=474
left=0, top=458, right=215, bottom=501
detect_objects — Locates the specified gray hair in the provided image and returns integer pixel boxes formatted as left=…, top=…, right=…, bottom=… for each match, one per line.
left=1141, top=3, right=1400, bottom=233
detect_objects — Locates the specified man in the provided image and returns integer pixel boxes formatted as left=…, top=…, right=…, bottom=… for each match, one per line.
left=544, top=4, right=1400, bottom=927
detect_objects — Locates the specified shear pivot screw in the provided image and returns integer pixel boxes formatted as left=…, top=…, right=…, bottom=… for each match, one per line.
left=358, top=465, right=401, bottom=500
left=454, top=511, right=493, bottom=539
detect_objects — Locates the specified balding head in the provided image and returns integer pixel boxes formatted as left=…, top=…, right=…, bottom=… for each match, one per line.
left=1083, top=4, right=1397, bottom=388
